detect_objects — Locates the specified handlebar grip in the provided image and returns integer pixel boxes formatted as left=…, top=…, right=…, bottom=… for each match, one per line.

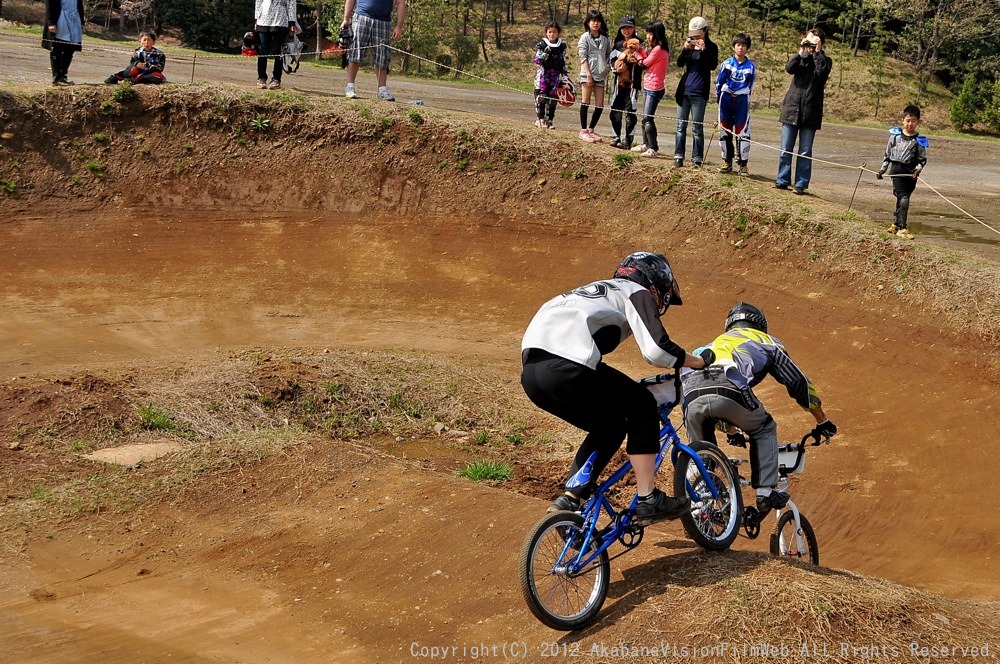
left=802, top=429, right=826, bottom=446
left=638, top=371, right=676, bottom=386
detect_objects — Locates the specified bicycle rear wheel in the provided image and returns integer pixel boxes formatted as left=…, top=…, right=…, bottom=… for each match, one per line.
left=518, top=511, right=610, bottom=630
left=770, top=510, right=819, bottom=564
left=673, top=441, right=743, bottom=551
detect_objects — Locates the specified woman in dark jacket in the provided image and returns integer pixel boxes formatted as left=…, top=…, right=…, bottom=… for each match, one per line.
left=673, top=16, right=719, bottom=168
left=41, top=0, right=84, bottom=85
left=775, top=28, right=832, bottom=194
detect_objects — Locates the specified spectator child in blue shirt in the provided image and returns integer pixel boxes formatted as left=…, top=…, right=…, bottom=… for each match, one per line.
left=716, top=33, right=755, bottom=175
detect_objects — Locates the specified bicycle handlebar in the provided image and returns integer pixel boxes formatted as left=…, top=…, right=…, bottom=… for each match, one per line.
left=802, top=428, right=832, bottom=447
left=638, top=371, right=677, bottom=386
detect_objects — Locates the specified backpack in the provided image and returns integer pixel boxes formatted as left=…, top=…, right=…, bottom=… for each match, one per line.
left=281, top=33, right=304, bottom=73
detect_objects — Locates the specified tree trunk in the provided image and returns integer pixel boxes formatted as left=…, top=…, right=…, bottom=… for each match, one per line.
left=316, top=0, right=322, bottom=60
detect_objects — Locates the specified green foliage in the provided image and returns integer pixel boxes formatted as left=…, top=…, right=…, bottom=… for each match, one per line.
left=99, top=101, right=117, bottom=116
left=473, top=429, right=490, bottom=444
left=0, top=178, right=16, bottom=194
left=950, top=76, right=985, bottom=131
left=86, top=159, right=105, bottom=178
left=408, top=110, right=425, bottom=125
left=982, top=80, right=1000, bottom=132
left=612, top=153, right=635, bottom=169
left=112, top=83, right=137, bottom=103
left=93, top=132, right=109, bottom=142
left=250, top=114, right=271, bottom=132
left=137, top=404, right=191, bottom=438
left=161, top=0, right=253, bottom=50
left=456, top=460, right=513, bottom=483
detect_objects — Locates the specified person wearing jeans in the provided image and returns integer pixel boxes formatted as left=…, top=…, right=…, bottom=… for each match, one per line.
left=672, top=16, right=718, bottom=168
left=254, top=0, right=297, bottom=89
left=641, top=88, right=666, bottom=153
left=775, top=28, right=832, bottom=194
left=777, top=124, right=816, bottom=193
left=674, top=95, right=708, bottom=166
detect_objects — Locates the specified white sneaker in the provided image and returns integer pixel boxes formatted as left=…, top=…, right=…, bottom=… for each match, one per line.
left=631, top=143, right=648, bottom=153
left=377, top=86, right=396, bottom=101
left=345, top=83, right=357, bottom=99
left=640, top=148, right=658, bottom=158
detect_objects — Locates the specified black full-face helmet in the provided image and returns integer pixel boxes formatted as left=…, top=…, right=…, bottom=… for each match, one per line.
left=613, top=252, right=683, bottom=314
left=724, top=302, right=768, bottom=333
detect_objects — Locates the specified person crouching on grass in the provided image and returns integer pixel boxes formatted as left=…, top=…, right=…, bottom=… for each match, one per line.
left=105, top=32, right=166, bottom=85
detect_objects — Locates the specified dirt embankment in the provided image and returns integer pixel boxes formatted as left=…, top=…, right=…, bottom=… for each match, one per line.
left=1, top=85, right=999, bottom=661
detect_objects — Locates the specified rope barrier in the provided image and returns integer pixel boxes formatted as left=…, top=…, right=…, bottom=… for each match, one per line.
left=0, top=29, right=994, bottom=235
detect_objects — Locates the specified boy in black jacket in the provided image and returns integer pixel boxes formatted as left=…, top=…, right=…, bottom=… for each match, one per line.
left=877, top=105, right=928, bottom=239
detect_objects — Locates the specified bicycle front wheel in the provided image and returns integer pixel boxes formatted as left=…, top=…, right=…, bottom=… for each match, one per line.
left=770, top=510, right=819, bottom=565
left=518, top=511, right=610, bottom=630
left=673, top=441, right=743, bottom=551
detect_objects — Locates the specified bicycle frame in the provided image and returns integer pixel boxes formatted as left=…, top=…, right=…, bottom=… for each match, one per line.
left=556, top=416, right=723, bottom=576
left=732, top=432, right=823, bottom=554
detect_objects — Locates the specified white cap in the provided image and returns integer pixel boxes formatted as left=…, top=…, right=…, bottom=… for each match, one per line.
left=688, top=16, right=708, bottom=35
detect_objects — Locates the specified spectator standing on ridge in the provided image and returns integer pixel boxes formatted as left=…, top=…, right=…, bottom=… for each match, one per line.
left=715, top=33, right=755, bottom=176
left=673, top=16, right=719, bottom=169
left=254, top=0, right=297, bottom=89
left=877, top=105, right=928, bottom=240
left=775, top=28, right=832, bottom=195
left=41, top=0, right=83, bottom=85
left=532, top=21, right=569, bottom=129
left=608, top=15, right=643, bottom=150
left=342, top=0, right=406, bottom=101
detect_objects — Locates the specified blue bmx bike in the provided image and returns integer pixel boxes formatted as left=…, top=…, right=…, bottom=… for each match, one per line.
left=518, top=371, right=743, bottom=630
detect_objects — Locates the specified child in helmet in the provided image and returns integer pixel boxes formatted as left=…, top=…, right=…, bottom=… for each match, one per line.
left=681, top=303, right=837, bottom=511
left=104, top=32, right=166, bottom=85
left=521, top=252, right=712, bottom=525
left=533, top=22, right=569, bottom=129
left=877, top=105, right=928, bottom=239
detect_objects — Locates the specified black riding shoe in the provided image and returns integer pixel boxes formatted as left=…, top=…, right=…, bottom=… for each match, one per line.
left=548, top=492, right=583, bottom=513
left=634, top=488, right=689, bottom=525
left=756, top=490, right=790, bottom=511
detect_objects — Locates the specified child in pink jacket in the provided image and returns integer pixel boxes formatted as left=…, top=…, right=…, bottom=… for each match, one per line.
left=631, top=21, right=669, bottom=158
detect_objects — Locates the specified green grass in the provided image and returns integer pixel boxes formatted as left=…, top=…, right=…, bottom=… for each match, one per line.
left=456, top=460, right=513, bottom=483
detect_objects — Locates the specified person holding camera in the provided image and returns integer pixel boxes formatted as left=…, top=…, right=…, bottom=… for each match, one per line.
left=672, top=16, right=719, bottom=168
left=775, top=28, right=832, bottom=195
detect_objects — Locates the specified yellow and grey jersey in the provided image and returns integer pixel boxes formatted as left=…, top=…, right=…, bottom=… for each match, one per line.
left=706, top=327, right=820, bottom=411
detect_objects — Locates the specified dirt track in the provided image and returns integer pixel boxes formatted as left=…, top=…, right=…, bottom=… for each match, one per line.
left=1, top=53, right=999, bottom=661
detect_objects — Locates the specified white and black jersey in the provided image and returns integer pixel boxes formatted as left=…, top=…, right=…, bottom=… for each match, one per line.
left=521, top=278, right=687, bottom=370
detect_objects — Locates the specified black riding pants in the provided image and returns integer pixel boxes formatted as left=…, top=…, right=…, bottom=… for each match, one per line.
left=521, top=349, right=660, bottom=495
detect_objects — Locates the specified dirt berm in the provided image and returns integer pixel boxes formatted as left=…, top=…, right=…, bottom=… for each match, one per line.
left=1, top=84, right=998, bottom=661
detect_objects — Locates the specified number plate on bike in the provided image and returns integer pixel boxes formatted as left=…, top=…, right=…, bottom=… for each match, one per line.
left=777, top=444, right=805, bottom=474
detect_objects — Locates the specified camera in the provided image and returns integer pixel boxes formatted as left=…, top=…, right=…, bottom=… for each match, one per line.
left=801, top=39, right=811, bottom=47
